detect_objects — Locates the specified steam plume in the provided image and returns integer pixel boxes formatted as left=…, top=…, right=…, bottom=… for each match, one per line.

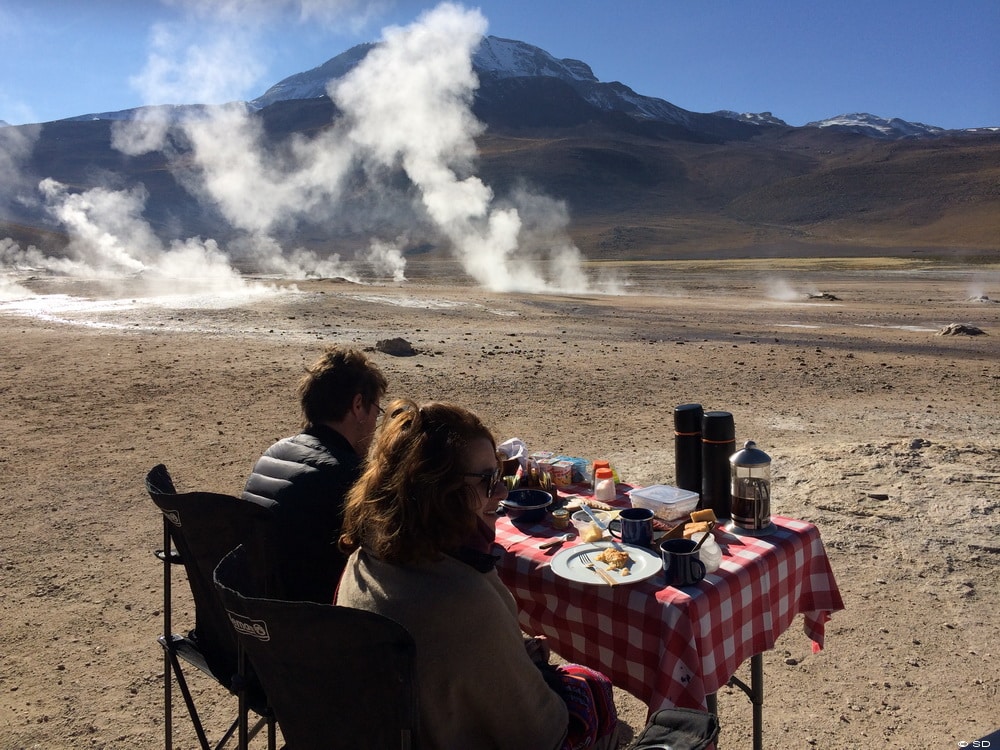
left=5, top=2, right=613, bottom=300
left=333, top=3, right=597, bottom=293
left=0, top=124, right=40, bottom=213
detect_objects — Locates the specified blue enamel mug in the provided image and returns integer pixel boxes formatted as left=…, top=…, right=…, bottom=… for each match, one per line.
left=608, top=507, right=655, bottom=547
left=659, top=537, right=707, bottom=587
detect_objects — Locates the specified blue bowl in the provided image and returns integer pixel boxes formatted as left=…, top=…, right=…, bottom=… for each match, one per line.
left=499, top=489, right=552, bottom=522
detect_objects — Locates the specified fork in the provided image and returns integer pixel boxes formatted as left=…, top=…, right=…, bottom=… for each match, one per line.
left=579, top=552, right=617, bottom=586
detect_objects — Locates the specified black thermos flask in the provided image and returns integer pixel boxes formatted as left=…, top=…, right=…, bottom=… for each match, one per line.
left=701, top=411, right=735, bottom=518
left=673, top=403, right=703, bottom=495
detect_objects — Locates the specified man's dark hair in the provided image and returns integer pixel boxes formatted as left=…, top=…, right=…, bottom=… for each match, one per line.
left=298, top=346, right=388, bottom=427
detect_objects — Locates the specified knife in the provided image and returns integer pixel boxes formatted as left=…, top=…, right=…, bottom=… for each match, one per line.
left=539, top=533, right=573, bottom=550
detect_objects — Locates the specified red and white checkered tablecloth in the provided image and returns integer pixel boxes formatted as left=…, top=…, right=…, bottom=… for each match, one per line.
left=494, top=490, right=844, bottom=716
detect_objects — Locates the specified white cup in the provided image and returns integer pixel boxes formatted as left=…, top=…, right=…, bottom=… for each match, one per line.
left=690, top=531, right=722, bottom=573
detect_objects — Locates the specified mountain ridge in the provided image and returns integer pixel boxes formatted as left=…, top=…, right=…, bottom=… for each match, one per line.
left=49, top=36, right=991, bottom=140
left=1, top=35, right=997, bottom=263
left=250, top=36, right=991, bottom=139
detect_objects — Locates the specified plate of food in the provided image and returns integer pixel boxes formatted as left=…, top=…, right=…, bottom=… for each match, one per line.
left=550, top=540, right=662, bottom=585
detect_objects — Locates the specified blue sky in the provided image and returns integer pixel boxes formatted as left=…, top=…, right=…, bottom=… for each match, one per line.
left=1, top=0, right=998, bottom=129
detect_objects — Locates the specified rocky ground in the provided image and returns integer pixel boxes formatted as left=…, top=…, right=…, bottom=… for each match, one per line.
left=1, top=259, right=998, bottom=749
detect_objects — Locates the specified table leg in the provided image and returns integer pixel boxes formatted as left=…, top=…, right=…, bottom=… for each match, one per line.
left=751, top=653, right=763, bottom=750
left=717, top=652, right=764, bottom=750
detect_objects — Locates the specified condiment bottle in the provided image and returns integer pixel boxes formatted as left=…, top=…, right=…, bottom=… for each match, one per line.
left=594, top=467, right=616, bottom=502
left=701, top=411, right=735, bottom=519
left=673, top=403, right=703, bottom=495
left=590, top=459, right=610, bottom=494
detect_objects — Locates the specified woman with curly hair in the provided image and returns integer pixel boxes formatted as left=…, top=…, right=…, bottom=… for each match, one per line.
left=337, top=399, right=619, bottom=750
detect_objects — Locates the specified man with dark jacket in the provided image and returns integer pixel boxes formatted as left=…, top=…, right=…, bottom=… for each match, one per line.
left=242, top=345, right=387, bottom=602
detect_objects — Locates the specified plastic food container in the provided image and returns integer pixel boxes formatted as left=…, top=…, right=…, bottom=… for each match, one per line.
left=627, top=485, right=699, bottom=523
left=550, top=461, right=574, bottom=488
left=570, top=510, right=610, bottom=542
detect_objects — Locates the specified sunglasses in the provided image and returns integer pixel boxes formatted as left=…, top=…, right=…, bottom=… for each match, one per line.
left=463, top=466, right=503, bottom=497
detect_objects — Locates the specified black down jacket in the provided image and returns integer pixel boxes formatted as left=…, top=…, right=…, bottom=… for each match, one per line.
left=242, top=424, right=361, bottom=602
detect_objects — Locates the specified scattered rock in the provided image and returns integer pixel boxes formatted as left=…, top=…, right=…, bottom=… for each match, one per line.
left=937, top=323, right=986, bottom=336
left=374, top=337, right=417, bottom=356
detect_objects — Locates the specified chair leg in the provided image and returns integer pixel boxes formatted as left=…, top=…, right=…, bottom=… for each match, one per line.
left=164, top=647, right=172, bottom=750
left=237, top=646, right=249, bottom=750
left=216, top=718, right=241, bottom=750
left=215, top=707, right=270, bottom=750
left=245, top=715, right=273, bottom=748
left=233, top=622, right=276, bottom=749
left=162, top=518, right=177, bottom=750
left=162, top=643, right=213, bottom=750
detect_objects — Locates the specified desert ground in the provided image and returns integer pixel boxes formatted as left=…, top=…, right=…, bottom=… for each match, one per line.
left=1, top=257, right=998, bottom=749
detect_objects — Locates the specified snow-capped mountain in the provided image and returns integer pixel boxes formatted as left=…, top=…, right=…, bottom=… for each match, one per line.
left=247, top=35, right=604, bottom=108
left=250, top=35, right=700, bottom=128
left=249, top=42, right=374, bottom=110
left=249, top=36, right=971, bottom=140
left=713, top=110, right=789, bottom=127
left=478, top=36, right=697, bottom=126
left=473, top=34, right=595, bottom=81
left=4, top=32, right=997, bottom=263
left=57, top=35, right=973, bottom=141
left=804, top=113, right=946, bottom=139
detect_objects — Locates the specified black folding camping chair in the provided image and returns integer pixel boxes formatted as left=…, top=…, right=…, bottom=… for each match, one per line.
left=213, top=544, right=420, bottom=750
left=146, top=464, right=278, bottom=750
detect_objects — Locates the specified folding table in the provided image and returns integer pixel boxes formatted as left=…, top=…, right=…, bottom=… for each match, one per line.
left=495, top=493, right=844, bottom=750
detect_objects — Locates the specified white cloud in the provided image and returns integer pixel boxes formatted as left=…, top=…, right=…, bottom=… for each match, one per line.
left=129, top=22, right=265, bottom=107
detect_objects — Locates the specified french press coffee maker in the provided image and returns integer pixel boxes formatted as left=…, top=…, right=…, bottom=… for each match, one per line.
left=728, top=440, right=775, bottom=536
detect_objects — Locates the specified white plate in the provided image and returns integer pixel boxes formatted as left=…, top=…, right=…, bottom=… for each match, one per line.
left=550, top=540, right=662, bottom=586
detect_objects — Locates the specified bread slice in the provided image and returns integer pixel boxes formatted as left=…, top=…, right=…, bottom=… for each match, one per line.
left=683, top=521, right=711, bottom=539
left=690, top=508, right=717, bottom=524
